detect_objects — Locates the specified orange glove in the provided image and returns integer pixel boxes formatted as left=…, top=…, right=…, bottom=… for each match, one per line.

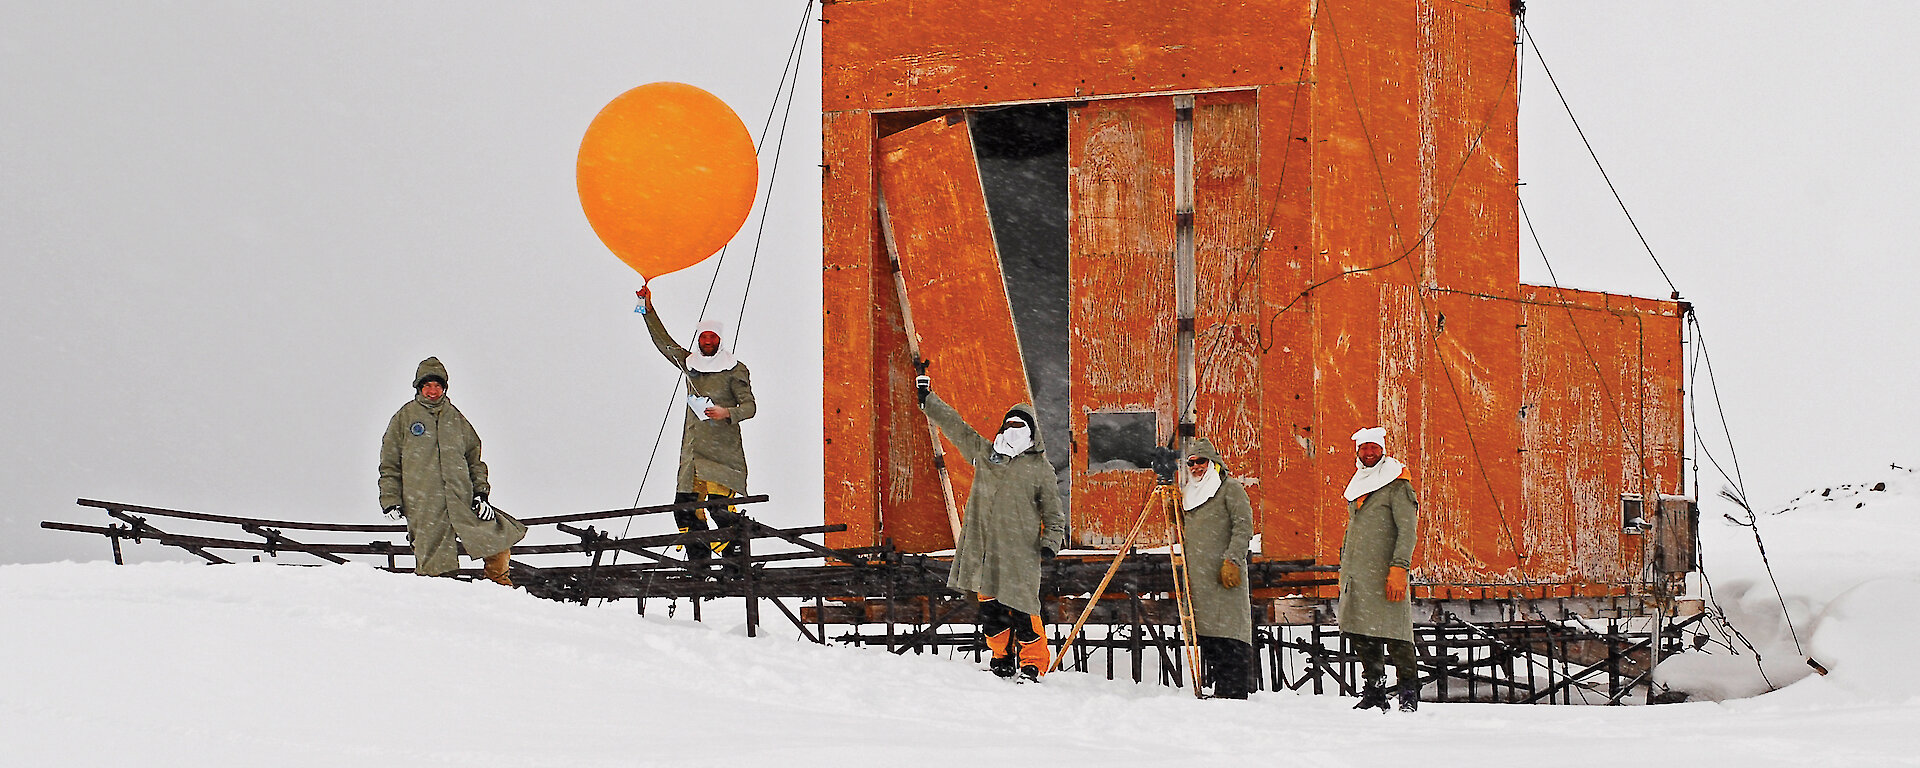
left=1219, top=559, right=1242, bottom=589
left=1385, top=565, right=1408, bottom=602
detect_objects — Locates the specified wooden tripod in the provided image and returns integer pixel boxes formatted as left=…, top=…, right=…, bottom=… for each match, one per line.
left=1048, top=483, right=1207, bottom=697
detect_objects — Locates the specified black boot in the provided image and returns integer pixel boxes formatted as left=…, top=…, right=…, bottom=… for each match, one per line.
left=989, top=654, right=1016, bottom=679
left=709, top=504, right=745, bottom=568
left=1353, top=679, right=1390, bottom=711
left=1201, top=637, right=1252, bottom=700
left=1397, top=680, right=1420, bottom=712
left=671, top=498, right=712, bottom=564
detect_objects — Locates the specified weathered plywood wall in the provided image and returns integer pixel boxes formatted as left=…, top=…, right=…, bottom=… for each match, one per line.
left=824, top=0, right=1689, bottom=597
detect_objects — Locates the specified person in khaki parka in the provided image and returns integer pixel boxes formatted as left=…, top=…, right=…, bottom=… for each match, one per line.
left=637, top=286, right=757, bottom=561
left=378, top=357, right=526, bottom=585
left=916, top=373, right=1066, bottom=683
left=1336, top=426, right=1421, bottom=711
left=1180, top=438, right=1255, bottom=699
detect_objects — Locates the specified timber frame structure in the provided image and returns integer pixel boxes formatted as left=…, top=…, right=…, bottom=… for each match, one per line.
left=814, top=0, right=1706, bottom=701
left=822, top=0, right=1692, bottom=601
left=47, top=494, right=1704, bottom=704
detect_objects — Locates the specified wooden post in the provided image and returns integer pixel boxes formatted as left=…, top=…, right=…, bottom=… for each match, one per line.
left=1310, top=621, right=1324, bottom=695
left=1607, top=618, right=1621, bottom=705
left=1130, top=597, right=1144, bottom=683
left=742, top=525, right=758, bottom=638
left=815, top=595, right=827, bottom=646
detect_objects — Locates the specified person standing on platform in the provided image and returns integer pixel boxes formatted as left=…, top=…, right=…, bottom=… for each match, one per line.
left=1337, top=426, right=1422, bottom=711
left=637, top=285, right=757, bottom=562
left=379, top=357, right=526, bottom=586
left=916, top=371, right=1066, bottom=683
left=1181, top=438, right=1255, bottom=699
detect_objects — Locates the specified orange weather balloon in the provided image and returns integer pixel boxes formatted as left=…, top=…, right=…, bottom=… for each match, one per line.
left=577, top=83, right=758, bottom=280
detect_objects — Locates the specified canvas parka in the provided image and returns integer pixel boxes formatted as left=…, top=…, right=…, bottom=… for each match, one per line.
left=1335, top=474, right=1420, bottom=642
left=379, top=358, right=526, bottom=576
left=1181, top=439, right=1254, bottom=643
left=922, top=392, right=1066, bottom=618
left=644, top=309, right=757, bottom=493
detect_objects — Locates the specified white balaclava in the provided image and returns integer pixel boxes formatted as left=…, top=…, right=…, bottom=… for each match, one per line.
left=686, top=320, right=736, bottom=373
left=992, top=414, right=1034, bottom=458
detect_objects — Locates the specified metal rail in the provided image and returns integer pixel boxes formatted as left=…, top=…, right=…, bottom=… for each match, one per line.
left=43, top=496, right=1701, bottom=704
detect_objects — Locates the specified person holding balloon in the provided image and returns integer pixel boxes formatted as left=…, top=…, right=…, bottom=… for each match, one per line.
left=576, top=81, right=761, bottom=562
left=637, top=285, right=757, bottom=562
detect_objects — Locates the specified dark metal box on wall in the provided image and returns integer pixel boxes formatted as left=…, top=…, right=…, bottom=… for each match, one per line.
left=822, top=0, right=1688, bottom=600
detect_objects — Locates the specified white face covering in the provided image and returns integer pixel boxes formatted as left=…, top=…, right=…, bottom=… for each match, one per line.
left=992, top=423, right=1033, bottom=458
left=686, top=320, right=736, bottom=374
left=1183, top=462, right=1223, bottom=511
left=1343, top=446, right=1407, bottom=501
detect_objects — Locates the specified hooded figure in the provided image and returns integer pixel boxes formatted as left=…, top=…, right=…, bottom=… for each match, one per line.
left=1180, top=438, right=1255, bottom=699
left=379, top=357, right=527, bottom=583
left=920, top=389, right=1066, bottom=681
left=1335, top=426, right=1421, bottom=711
left=639, top=290, right=757, bottom=558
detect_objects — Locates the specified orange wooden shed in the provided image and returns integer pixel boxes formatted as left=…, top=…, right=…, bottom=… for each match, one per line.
left=821, top=0, right=1690, bottom=602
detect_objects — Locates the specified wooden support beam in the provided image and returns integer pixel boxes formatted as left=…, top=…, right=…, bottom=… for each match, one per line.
left=104, top=512, right=228, bottom=564
left=71, top=495, right=768, bottom=533
left=241, top=524, right=349, bottom=565
left=765, top=595, right=820, bottom=644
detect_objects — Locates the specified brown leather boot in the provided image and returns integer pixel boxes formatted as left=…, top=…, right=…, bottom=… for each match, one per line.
left=482, top=549, right=514, bottom=587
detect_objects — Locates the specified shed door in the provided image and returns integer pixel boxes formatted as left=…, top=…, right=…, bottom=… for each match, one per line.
left=878, top=114, right=1036, bottom=535
left=1068, top=96, right=1179, bottom=547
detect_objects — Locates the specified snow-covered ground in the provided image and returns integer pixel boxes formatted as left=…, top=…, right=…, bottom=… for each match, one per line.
left=6, top=470, right=1918, bottom=766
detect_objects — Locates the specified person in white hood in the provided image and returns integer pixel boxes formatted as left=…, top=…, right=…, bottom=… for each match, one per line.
left=1337, top=426, right=1422, bottom=712
left=638, top=285, right=758, bottom=562
left=915, top=372, right=1066, bottom=683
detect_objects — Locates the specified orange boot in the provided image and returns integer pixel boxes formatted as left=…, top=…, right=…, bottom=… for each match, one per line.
left=482, top=549, right=515, bottom=587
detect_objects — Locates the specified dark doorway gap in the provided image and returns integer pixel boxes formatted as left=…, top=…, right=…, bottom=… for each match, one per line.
left=969, top=104, right=1071, bottom=504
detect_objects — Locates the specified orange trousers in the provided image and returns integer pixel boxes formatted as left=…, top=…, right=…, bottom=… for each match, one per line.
left=980, top=598, right=1050, bottom=675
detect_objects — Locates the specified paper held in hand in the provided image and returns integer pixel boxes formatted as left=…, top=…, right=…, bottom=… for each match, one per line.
left=688, top=395, right=715, bottom=420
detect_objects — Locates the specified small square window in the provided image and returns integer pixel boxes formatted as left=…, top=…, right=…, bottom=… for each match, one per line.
left=1621, top=493, right=1647, bottom=534
left=1087, top=411, right=1158, bottom=472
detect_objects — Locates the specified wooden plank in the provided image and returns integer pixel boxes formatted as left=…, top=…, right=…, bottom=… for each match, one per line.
left=1518, top=287, right=1654, bottom=584
left=877, top=113, right=1036, bottom=549
left=1314, top=0, right=1427, bottom=288
left=1252, top=71, right=1319, bottom=561
left=1419, top=290, right=1525, bottom=583
left=1068, top=95, right=1177, bottom=547
left=872, top=225, right=951, bottom=553
left=822, top=0, right=1314, bottom=112
left=823, top=109, right=881, bottom=550
left=1422, top=0, right=1521, bottom=297
left=1192, top=90, right=1264, bottom=504
left=1309, top=277, right=1386, bottom=571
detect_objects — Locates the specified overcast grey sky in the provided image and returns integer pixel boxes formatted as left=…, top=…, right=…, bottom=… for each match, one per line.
left=4, top=2, right=1913, bottom=564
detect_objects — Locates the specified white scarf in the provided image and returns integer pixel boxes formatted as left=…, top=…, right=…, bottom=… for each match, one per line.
left=1183, top=463, right=1223, bottom=511
left=1343, top=456, right=1407, bottom=501
left=686, top=320, right=736, bottom=374
left=992, top=424, right=1033, bottom=458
